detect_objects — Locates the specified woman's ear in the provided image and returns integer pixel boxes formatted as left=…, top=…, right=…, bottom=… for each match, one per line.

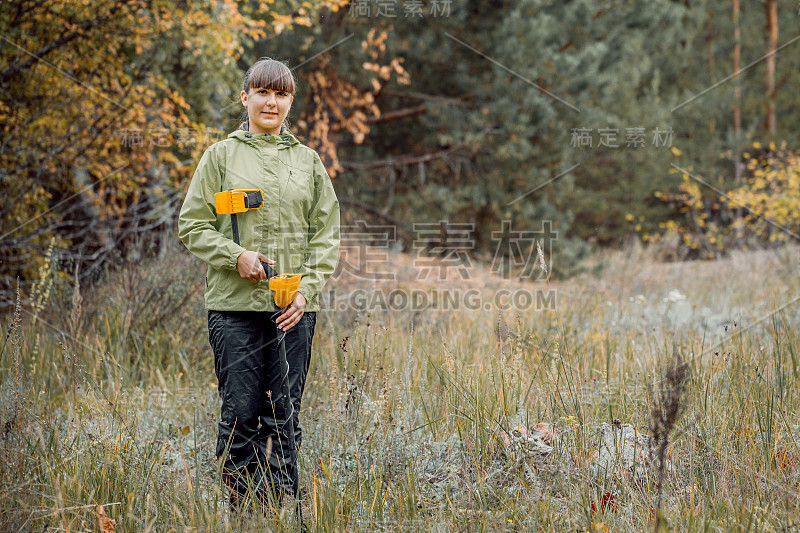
left=241, top=90, right=248, bottom=107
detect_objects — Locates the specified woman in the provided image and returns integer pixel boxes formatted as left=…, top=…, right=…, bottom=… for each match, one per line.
left=178, top=58, right=340, bottom=513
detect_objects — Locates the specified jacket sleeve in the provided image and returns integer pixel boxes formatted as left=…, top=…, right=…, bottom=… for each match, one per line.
left=298, top=152, right=340, bottom=305
left=178, top=146, right=245, bottom=271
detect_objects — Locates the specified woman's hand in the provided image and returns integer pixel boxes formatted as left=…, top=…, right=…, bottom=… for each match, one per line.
left=276, top=291, right=306, bottom=331
left=236, top=250, right=274, bottom=282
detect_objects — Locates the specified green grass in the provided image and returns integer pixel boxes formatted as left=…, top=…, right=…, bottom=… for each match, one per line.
left=2, top=243, right=799, bottom=532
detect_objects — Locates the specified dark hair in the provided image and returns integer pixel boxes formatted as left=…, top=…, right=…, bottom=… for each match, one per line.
left=239, top=58, right=296, bottom=132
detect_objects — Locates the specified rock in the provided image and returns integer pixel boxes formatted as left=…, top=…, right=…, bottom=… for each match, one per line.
left=498, top=422, right=556, bottom=465
left=593, top=422, right=661, bottom=480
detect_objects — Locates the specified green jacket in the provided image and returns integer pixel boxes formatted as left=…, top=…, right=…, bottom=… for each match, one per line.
left=178, top=129, right=340, bottom=312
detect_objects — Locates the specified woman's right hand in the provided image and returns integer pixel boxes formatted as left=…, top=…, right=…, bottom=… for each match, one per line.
left=236, top=251, right=275, bottom=282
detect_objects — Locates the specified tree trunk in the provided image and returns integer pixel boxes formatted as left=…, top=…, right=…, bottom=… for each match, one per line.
left=733, top=0, right=743, bottom=245
left=707, top=9, right=715, bottom=133
left=733, top=0, right=741, bottom=143
left=764, top=0, right=778, bottom=133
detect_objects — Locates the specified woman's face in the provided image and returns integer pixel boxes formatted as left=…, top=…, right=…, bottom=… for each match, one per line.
left=241, top=86, right=293, bottom=135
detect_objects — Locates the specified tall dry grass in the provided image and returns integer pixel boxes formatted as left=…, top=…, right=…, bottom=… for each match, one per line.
left=1, top=241, right=799, bottom=531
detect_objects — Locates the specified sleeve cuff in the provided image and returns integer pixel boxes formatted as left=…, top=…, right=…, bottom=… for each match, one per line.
left=227, top=245, right=246, bottom=271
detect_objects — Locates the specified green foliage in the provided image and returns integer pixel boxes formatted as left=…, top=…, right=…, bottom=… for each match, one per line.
left=655, top=141, right=800, bottom=258
left=264, top=0, right=800, bottom=274
left=0, top=0, right=254, bottom=302
left=3, top=0, right=800, bottom=301
left=0, top=0, right=344, bottom=304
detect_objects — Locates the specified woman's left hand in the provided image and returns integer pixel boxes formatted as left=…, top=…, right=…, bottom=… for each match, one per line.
left=276, top=291, right=307, bottom=331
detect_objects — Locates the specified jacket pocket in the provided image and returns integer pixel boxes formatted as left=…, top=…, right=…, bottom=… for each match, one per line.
left=282, top=168, right=313, bottom=217
left=206, top=266, right=236, bottom=308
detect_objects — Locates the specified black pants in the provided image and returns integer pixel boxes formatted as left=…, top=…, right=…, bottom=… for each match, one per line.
left=207, top=310, right=316, bottom=499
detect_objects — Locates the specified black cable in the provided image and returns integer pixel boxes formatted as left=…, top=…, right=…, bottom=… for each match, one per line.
left=230, top=213, right=239, bottom=244
left=232, top=211, right=302, bottom=529
left=271, top=308, right=304, bottom=532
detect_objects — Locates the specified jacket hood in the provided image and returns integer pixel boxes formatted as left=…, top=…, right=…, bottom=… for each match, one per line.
left=228, top=128, right=301, bottom=149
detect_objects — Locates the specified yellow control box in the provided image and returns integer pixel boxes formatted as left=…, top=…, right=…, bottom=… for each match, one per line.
left=214, top=189, right=264, bottom=214
left=269, top=274, right=302, bottom=308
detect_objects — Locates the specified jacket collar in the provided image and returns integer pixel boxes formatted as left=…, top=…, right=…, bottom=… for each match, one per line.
left=228, top=128, right=300, bottom=149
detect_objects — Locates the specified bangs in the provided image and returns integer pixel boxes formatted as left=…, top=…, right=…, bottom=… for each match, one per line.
left=246, top=60, right=295, bottom=93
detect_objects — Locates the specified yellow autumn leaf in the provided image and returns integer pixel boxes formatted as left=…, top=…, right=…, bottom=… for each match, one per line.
left=670, top=146, right=682, bottom=156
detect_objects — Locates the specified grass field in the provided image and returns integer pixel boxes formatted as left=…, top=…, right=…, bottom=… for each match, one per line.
left=1, top=243, right=799, bottom=532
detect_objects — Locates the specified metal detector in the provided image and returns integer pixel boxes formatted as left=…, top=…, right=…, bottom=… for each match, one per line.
left=214, top=189, right=305, bottom=529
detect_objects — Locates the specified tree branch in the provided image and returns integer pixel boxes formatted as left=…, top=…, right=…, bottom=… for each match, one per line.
left=339, top=144, right=471, bottom=171
left=364, top=105, right=426, bottom=124
left=380, top=89, right=476, bottom=107
left=338, top=197, right=410, bottom=238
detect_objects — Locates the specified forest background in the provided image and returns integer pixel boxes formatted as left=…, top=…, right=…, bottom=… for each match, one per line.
left=1, top=0, right=799, bottom=298
left=3, top=2, right=800, bottom=532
